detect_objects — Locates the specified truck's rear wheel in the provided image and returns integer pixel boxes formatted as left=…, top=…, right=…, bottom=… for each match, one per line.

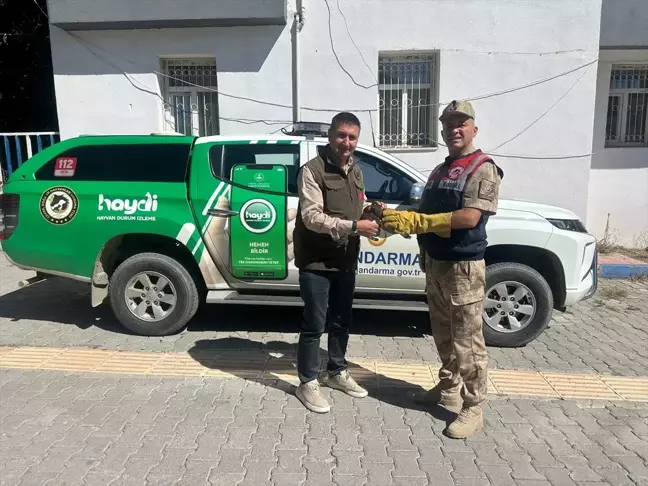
left=482, top=262, right=553, bottom=347
left=109, top=252, right=199, bottom=336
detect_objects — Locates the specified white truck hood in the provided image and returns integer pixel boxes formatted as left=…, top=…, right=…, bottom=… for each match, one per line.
left=497, top=197, right=580, bottom=220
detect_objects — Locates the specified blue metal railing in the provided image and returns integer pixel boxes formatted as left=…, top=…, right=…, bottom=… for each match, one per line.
left=1, top=132, right=60, bottom=184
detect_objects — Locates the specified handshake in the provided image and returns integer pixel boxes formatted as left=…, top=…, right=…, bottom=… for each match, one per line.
left=357, top=202, right=452, bottom=239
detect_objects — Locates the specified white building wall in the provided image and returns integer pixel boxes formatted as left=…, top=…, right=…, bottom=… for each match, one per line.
left=588, top=49, right=648, bottom=247
left=48, top=24, right=295, bottom=139
left=296, top=0, right=602, bottom=222
left=49, top=0, right=603, bottom=222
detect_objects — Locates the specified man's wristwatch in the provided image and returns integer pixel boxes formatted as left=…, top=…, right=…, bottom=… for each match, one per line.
left=351, top=220, right=358, bottom=234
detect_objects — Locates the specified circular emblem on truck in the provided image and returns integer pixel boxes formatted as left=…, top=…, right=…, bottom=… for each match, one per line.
left=240, top=199, right=276, bottom=234
left=40, top=186, right=79, bottom=225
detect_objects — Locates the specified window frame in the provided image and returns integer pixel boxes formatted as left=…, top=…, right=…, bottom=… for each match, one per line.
left=605, top=63, right=648, bottom=148
left=376, top=50, right=440, bottom=151
left=352, top=149, right=417, bottom=205
left=159, top=57, right=221, bottom=137
left=208, top=142, right=302, bottom=197
left=34, top=143, right=193, bottom=183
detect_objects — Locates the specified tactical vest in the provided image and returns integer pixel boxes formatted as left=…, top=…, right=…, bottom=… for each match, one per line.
left=417, top=150, right=503, bottom=262
left=293, top=146, right=364, bottom=271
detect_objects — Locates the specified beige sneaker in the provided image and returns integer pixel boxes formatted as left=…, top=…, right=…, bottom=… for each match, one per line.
left=445, top=405, right=484, bottom=439
left=325, top=370, right=369, bottom=398
left=409, top=383, right=462, bottom=408
left=295, top=380, right=331, bottom=413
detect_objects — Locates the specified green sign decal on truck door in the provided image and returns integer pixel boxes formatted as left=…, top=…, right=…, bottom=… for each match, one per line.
left=229, top=164, right=288, bottom=280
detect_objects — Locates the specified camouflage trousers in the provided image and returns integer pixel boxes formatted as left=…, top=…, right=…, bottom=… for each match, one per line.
left=424, top=254, right=488, bottom=407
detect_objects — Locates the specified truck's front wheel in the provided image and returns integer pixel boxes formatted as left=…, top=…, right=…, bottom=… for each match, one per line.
left=109, top=252, right=200, bottom=336
left=482, top=262, right=554, bottom=347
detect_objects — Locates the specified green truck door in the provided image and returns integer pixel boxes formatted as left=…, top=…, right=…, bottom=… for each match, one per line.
left=188, top=138, right=306, bottom=291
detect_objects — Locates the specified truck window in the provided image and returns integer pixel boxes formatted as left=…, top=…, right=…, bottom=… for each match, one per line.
left=34, top=143, right=192, bottom=182
left=209, top=143, right=301, bottom=196
left=353, top=150, right=415, bottom=203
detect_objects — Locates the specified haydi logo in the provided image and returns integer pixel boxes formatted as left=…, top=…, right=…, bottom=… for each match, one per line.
left=98, top=193, right=158, bottom=215
left=240, top=199, right=276, bottom=234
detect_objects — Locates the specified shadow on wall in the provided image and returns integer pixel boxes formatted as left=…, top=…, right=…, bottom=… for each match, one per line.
left=590, top=149, right=648, bottom=170
left=50, top=25, right=286, bottom=76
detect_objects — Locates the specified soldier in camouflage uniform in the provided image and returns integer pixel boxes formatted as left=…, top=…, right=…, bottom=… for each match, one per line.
left=381, top=100, right=503, bottom=438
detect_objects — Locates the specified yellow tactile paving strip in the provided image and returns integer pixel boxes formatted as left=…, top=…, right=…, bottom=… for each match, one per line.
left=1, top=346, right=647, bottom=402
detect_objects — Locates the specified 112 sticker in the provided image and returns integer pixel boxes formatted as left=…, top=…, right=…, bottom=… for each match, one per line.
left=54, top=157, right=77, bottom=177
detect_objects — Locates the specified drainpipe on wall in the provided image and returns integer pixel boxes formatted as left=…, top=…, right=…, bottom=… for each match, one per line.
left=292, top=0, right=305, bottom=123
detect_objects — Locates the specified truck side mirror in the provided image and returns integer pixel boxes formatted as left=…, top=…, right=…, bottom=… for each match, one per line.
left=408, top=182, right=424, bottom=206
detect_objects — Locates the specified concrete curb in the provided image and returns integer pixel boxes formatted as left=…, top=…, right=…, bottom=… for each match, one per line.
left=599, top=253, right=648, bottom=279
left=600, top=263, right=648, bottom=279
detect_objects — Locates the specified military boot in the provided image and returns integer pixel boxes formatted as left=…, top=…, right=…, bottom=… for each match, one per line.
left=409, top=383, right=462, bottom=408
left=445, top=405, right=484, bottom=439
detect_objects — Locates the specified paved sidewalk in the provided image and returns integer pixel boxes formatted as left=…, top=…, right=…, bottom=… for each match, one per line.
left=2, top=368, right=648, bottom=486
left=2, top=254, right=648, bottom=377
left=2, top=254, right=648, bottom=485
left=2, top=346, right=647, bottom=402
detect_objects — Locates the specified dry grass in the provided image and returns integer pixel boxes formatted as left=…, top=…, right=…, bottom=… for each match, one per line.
left=597, top=241, right=617, bottom=255
left=598, top=245, right=648, bottom=263
left=625, top=247, right=648, bottom=263
left=629, top=274, right=648, bottom=284
left=597, top=214, right=648, bottom=262
left=598, top=286, right=629, bottom=301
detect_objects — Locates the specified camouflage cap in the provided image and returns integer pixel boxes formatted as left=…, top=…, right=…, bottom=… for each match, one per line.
left=439, top=100, right=475, bottom=122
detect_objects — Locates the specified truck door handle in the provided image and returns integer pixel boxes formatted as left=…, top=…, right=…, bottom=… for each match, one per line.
left=208, top=209, right=239, bottom=217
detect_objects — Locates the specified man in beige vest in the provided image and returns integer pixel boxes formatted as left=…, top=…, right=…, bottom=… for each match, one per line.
left=293, top=112, right=380, bottom=413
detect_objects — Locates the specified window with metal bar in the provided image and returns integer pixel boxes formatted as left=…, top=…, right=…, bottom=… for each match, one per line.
left=377, top=53, right=439, bottom=149
left=605, top=64, right=648, bottom=147
left=160, top=58, right=220, bottom=137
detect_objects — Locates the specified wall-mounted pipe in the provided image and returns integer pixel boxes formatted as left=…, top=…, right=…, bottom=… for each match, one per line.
left=292, top=0, right=305, bottom=123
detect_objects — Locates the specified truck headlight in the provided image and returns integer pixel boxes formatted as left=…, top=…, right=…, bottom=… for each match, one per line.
left=546, top=218, right=587, bottom=233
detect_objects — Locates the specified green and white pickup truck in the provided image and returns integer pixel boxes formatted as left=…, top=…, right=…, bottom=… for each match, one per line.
left=0, top=126, right=598, bottom=347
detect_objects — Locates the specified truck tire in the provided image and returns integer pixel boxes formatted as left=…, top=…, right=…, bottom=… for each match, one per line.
left=109, top=252, right=200, bottom=336
left=482, top=262, right=553, bottom=348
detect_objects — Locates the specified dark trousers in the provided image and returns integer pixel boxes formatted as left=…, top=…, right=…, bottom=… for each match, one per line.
left=297, top=269, right=356, bottom=384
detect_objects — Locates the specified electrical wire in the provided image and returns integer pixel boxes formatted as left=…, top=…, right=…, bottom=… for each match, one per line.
left=373, top=63, right=597, bottom=159
left=323, top=0, right=377, bottom=90
left=487, top=62, right=595, bottom=153
left=62, top=25, right=599, bottom=117
left=62, top=29, right=296, bottom=112
left=321, top=0, right=596, bottom=159
left=65, top=31, right=293, bottom=130
left=69, top=30, right=599, bottom=160
left=33, top=1, right=599, bottom=115
left=463, top=60, right=598, bottom=104
left=402, top=47, right=598, bottom=56
left=305, top=60, right=599, bottom=112
left=37, top=8, right=601, bottom=160
left=336, top=0, right=378, bottom=84
left=30, top=0, right=48, bottom=19
left=368, top=111, right=377, bottom=147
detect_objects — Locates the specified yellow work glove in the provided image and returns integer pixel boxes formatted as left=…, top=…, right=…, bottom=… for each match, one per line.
left=381, top=209, right=452, bottom=238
